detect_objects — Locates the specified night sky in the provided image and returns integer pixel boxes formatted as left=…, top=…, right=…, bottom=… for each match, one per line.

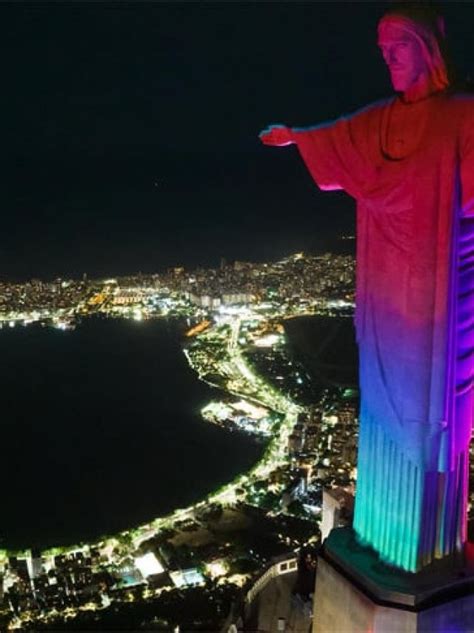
left=2, top=2, right=474, bottom=280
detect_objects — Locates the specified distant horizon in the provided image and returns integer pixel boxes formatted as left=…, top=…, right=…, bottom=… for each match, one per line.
left=3, top=145, right=356, bottom=281
left=0, top=236, right=356, bottom=284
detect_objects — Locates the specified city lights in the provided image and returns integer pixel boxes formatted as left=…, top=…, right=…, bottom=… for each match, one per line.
left=0, top=252, right=361, bottom=630
left=134, top=553, right=164, bottom=578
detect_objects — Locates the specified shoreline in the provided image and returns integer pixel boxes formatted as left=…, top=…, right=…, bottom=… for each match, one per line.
left=0, top=313, right=299, bottom=561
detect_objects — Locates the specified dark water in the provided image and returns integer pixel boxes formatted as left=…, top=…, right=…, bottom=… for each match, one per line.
left=284, top=315, right=358, bottom=390
left=0, top=318, right=262, bottom=550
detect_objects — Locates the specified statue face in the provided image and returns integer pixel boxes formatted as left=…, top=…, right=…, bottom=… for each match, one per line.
left=377, top=22, right=429, bottom=92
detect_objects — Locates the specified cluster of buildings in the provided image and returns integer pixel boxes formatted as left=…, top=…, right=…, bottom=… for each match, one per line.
left=0, top=495, right=322, bottom=631
left=283, top=396, right=358, bottom=525
left=0, top=250, right=374, bottom=629
left=0, top=278, right=90, bottom=328
left=0, top=252, right=355, bottom=326
left=0, top=546, right=108, bottom=628
left=174, top=252, right=354, bottom=311
left=0, top=537, right=215, bottom=629
left=200, top=399, right=278, bottom=437
left=241, top=393, right=358, bottom=521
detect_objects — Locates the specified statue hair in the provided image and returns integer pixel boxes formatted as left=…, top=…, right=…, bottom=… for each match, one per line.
left=381, top=1, right=467, bottom=89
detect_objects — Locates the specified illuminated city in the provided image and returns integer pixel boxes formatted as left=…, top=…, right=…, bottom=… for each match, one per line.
left=2, top=249, right=473, bottom=629
left=0, top=251, right=363, bottom=630
left=5, top=2, right=474, bottom=630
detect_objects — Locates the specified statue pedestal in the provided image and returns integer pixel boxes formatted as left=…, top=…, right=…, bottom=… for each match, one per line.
left=313, top=528, right=474, bottom=633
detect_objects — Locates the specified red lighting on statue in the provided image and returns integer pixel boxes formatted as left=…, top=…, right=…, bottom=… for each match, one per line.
left=260, top=6, right=474, bottom=572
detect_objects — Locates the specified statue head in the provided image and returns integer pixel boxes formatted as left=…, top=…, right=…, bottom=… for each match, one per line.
left=377, top=3, right=449, bottom=99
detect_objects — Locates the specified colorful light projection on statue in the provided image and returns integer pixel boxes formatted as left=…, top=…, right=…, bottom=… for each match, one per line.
left=260, top=6, right=474, bottom=572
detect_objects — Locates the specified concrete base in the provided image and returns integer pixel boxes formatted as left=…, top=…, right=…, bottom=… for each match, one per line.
left=313, top=528, right=474, bottom=633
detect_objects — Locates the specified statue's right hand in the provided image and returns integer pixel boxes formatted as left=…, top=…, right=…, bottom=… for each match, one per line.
left=259, top=125, right=294, bottom=147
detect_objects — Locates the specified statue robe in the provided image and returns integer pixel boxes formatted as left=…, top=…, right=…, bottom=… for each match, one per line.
left=293, top=92, right=474, bottom=572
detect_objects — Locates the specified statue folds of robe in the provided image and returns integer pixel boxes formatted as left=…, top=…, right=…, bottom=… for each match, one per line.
left=293, top=92, right=474, bottom=572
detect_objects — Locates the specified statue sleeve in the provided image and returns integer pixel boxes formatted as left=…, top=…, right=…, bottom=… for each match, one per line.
left=291, top=112, right=374, bottom=200
left=461, top=105, right=474, bottom=217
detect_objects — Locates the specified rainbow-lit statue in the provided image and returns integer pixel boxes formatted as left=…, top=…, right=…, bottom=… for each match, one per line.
left=261, top=4, right=474, bottom=573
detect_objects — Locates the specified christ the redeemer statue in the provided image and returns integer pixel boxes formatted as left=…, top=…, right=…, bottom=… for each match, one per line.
left=260, top=3, right=474, bottom=573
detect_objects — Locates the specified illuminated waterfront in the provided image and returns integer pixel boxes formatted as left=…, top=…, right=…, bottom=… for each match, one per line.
left=0, top=252, right=364, bottom=630
left=0, top=317, right=263, bottom=549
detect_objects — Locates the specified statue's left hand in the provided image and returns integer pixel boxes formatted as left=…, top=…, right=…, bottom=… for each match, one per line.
left=259, top=125, right=294, bottom=147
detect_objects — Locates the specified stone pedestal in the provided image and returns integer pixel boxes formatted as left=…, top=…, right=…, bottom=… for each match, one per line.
left=313, top=528, right=474, bottom=633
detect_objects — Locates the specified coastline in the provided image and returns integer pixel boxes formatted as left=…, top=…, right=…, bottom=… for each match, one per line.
left=0, top=313, right=299, bottom=562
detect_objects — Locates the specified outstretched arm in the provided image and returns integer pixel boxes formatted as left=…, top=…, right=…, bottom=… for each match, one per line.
left=259, top=124, right=294, bottom=147
left=461, top=105, right=474, bottom=217
left=258, top=110, right=375, bottom=198
left=259, top=122, right=344, bottom=191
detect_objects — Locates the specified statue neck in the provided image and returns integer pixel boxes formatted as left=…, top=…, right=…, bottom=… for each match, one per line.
left=401, top=74, right=441, bottom=104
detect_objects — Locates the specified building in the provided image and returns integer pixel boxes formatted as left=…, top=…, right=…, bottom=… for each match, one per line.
left=320, top=488, right=354, bottom=543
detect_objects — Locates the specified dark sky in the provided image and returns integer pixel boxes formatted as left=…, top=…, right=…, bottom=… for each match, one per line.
left=2, top=1, right=474, bottom=280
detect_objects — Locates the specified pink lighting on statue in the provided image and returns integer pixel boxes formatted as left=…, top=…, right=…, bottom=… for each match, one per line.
left=378, top=22, right=430, bottom=94
left=377, top=14, right=449, bottom=100
left=260, top=7, right=474, bottom=572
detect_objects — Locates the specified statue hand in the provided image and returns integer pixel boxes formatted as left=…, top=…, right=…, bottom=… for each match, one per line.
left=259, top=125, right=294, bottom=147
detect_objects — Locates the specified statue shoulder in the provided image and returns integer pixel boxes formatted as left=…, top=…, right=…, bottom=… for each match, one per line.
left=442, top=93, right=474, bottom=143
left=350, top=97, right=392, bottom=120
left=445, top=92, right=474, bottom=123
left=343, top=98, right=392, bottom=138
left=294, top=98, right=390, bottom=136
left=446, top=91, right=474, bottom=108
